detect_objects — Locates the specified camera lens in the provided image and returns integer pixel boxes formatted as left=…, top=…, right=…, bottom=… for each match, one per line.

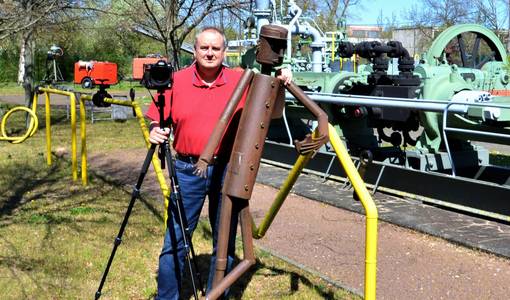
left=141, top=60, right=173, bottom=90
left=152, top=65, right=170, bottom=84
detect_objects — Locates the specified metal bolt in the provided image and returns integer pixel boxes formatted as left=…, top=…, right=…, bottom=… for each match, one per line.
left=244, top=185, right=249, bottom=191
left=260, top=122, right=265, bottom=129
left=255, top=143, right=259, bottom=149
left=265, top=101, right=270, bottom=108
left=250, top=164, right=254, bottom=171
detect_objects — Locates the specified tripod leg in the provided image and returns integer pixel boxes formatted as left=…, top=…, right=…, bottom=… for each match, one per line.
left=162, top=142, right=205, bottom=298
left=95, top=144, right=157, bottom=300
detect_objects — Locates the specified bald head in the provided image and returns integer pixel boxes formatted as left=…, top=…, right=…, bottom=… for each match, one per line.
left=194, top=27, right=227, bottom=50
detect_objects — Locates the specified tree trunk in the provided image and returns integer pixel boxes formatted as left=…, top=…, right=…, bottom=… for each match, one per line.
left=168, top=38, right=181, bottom=70
left=21, top=30, right=35, bottom=128
left=18, top=38, right=26, bottom=85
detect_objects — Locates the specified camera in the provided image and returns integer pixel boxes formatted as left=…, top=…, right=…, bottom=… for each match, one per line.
left=47, top=45, right=63, bottom=60
left=141, top=60, right=173, bottom=90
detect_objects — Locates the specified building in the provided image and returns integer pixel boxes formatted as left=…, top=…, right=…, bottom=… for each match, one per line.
left=346, top=25, right=383, bottom=43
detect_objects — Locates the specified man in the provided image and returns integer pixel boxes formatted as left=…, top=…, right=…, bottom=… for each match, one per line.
left=146, top=26, right=291, bottom=299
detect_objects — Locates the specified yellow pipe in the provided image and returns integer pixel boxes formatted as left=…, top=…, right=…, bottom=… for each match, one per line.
left=251, top=151, right=313, bottom=239
left=328, top=123, right=378, bottom=300
left=0, top=93, right=38, bottom=143
left=248, top=124, right=377, bottom=299
left=79, top=96, right=87, bottom=185
left=79, top=94, right=171, bottom=223
left=70, top=93, right=77, bottom=181
left=131, top=101, right=171, bottom=224
left=38, top=87, right=79, bottom=181
left=45, top=92, right=52, bottom=165
left=0, top=107, right=38, bottom=143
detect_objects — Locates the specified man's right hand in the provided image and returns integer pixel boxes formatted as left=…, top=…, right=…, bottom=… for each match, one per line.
left=149, top=126, right=170, bottom=144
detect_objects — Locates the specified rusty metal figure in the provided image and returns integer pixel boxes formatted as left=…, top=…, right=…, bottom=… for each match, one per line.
left=194, top=25, right=329, bottom=300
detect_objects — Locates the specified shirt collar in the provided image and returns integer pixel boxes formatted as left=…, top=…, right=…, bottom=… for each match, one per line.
left=192, top=63, right=227, bottom=88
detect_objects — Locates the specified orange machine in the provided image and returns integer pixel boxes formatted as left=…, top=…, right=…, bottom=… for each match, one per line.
left=74, top=61, right=118, bottom=88
left=132, top=57, right=167, bottom=80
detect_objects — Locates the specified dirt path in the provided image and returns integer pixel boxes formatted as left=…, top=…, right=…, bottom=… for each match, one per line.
left=87, top=149, right=510, bottom=300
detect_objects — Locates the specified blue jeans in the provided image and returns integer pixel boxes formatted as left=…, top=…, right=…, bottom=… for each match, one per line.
left=156, top=158, right=238, bottom=300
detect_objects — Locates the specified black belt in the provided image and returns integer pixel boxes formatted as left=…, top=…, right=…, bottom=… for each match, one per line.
left=175, top=153, right=200, bottom=164
left=175, top=153, right=225, bottom=165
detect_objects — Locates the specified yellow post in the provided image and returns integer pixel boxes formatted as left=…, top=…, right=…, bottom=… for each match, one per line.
left=251, top=151, right=313, bottom=239
left=79, top=96, right=87, bottom=185
left=45, top=92, right=52, bottom=165
left=70, top=93, right=77, bottom=181
left=328, top=124, right=378, bottom=300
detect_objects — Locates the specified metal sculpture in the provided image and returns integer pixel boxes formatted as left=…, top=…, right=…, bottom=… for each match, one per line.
left=193, top=24, right=329, bottom=300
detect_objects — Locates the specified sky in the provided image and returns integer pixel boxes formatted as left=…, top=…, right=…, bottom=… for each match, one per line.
left=349, top=0, right=413, bottom=26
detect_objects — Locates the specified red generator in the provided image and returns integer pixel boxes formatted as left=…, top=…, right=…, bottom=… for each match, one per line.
left=74, top=61, right=118, bottom=88
left=132, top=57, right=167, bottom=81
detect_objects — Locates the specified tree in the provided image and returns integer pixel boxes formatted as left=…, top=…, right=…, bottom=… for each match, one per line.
left=296, top=0, right=364, bottom=31
left=404, top=0, right=474, bottom=29
left=117, top=0, right=249, bottom=69
left=377, top=9, right=399, bottom=40
left=0, top=0, right=103, bottom=116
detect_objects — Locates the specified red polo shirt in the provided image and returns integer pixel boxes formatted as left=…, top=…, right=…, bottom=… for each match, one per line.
left=145, top=64, right=246, bottom=157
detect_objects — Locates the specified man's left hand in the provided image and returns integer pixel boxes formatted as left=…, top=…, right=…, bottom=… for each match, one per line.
left=276, top=68, right=293, bottom=85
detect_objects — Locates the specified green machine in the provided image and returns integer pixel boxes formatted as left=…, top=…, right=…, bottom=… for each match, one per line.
left=236, top=1, right=510, bottom=220
left=289, top=24, right=510, bottom=174
left=415, top=24, right=510, bottom=166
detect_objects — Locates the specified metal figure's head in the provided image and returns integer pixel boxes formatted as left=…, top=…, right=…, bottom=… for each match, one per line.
left=256, top=25, right=288, bottom=67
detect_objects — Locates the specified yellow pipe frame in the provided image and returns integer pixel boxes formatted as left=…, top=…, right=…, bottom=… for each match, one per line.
left=38, top=87, right=78, bottom=181
left=0, top=93, right=39, bottom=143
left=250, top=124, right=378, bottom=300
left=251, top=139, right=315, bottom=239
left=328, top=123, right=378, bottom=300
left=4, top=86, right=173, bottom=226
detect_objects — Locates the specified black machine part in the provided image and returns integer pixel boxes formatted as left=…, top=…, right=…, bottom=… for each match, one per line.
left=335, top=40, right=422, bottom=147
left=92, top=84, right=112, bottom=107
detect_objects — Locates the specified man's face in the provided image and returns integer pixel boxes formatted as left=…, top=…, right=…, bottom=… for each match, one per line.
left=194, top=30, right=225, bottom=71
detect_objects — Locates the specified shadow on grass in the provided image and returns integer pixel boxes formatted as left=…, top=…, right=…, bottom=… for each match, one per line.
left=175, top=225, right=339, bottom=300
left=0, top=162, right=62, bottom=219
left=180, top=255, right=338, bottom=300
left=91, top=169, right=165, bottom=224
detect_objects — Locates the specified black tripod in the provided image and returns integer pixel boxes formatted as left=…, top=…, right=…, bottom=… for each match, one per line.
left=95, top=90, right=204, bottom=299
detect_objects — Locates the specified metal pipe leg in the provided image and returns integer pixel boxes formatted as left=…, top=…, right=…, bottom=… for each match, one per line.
left=208, top=200, right=256, bottom=300
left=212, top=194, right=234, bottom=289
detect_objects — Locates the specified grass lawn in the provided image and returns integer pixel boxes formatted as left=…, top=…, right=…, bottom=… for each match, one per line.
left=0, top=106, right=358, bottom=299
